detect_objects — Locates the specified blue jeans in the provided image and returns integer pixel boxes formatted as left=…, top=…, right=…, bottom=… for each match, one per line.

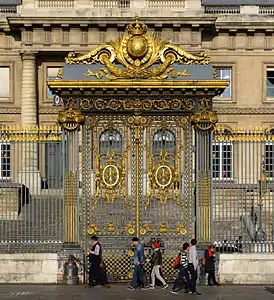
left=172, top=266, right=193, bottom=292
left=131, top=265, right=148, bottom=288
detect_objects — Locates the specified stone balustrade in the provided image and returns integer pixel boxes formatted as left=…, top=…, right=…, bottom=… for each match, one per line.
left=37, top=0, right=75, bottom=8
left=146, top=0, right=185, bottom=8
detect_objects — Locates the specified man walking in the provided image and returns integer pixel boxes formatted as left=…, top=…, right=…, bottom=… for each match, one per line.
left=128, top=237, right=150, bottom=291
left=171, top=242, right=193, bottom=295
left=188, top=239, right=202, bottom=295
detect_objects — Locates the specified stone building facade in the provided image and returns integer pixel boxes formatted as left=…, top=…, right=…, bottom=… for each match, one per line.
left=0, top=0, right=274, bottom=187
left=0, top=0, right=274, bottom=285
left=1, top=0, right=274, bottom=129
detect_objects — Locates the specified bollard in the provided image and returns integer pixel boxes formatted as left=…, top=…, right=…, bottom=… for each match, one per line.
left=63, top=256, right=79, bottom=285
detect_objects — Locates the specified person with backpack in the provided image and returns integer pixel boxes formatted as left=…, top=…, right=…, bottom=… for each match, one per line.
left=150, top=242, right=168, bottom=289
left=204, top=245, right=220, bottom=286
left=170, top=242, right=194, bottom=295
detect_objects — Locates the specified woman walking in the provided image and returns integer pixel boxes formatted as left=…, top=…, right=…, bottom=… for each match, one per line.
left=204, top=245, right=220, bottom=286
left=150, top=242, right=168, bottom=289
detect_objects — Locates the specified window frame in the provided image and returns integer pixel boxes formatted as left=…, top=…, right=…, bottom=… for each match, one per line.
left=0, top=142, right=11, bottom=180
left=212, top=141, right=233, bottom=181
left=42, top=63, right=63, bottom=103
left=0, top=64, right=13, bottom=103
left=265, top=66, right=274, bottom=101
left=213, top=66, right=233, bottom=100
left=264, top=140, right=274, bottom=180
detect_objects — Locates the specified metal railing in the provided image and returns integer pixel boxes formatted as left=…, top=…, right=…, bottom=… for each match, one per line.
left=93, top=0, right=131, bottom=8
left=212, top=127, right=274, bottom=253
left=0, top=126, right=65, bottom=252
left=146, top=0, right=185, bottom=8
left=37, top=0, right=75, bottom=8
left=259, top=6, right=274, bottom=15
left=204, top=5, right=240, bottom=14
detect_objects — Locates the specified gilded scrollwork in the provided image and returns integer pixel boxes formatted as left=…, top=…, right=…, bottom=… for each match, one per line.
left=91, top=147, right=129, bottom=211
left=79, top=98, right=197, bottom=112
left=191, top=110, right=218, bottom=131
left=58, top=108, right=85, bottom=131
left=145, top=149, right=184, bottom=209
left=65, top=16, right=209, bottom=80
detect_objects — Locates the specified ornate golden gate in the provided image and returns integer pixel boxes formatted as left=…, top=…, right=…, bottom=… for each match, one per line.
left=48, top=16, right=228, bottom=281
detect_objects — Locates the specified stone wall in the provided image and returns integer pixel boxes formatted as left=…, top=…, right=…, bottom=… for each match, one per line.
left=218, top=253, right=274, bottom=284
left=0, top=253, right=58, bottom=283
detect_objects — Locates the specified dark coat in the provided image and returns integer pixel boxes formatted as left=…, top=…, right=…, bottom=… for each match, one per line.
left=204, top=248, right=215, bottom=273
left=150, top=249, right=162, bottom=266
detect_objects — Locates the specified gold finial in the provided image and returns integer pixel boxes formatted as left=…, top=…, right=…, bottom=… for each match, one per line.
left=135, top=13, right=139, bottom=25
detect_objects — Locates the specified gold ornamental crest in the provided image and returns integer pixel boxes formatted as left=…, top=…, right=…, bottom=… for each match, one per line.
left=65, top=15, right=209, bottom=80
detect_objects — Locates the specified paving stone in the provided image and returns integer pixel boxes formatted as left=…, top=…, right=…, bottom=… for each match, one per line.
left=0, top=285, right=274, bottom=300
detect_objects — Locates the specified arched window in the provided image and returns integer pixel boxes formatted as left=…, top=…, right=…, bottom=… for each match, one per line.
left=152, top=129, right=176, bottom=154
left=212, top=129, right=233, bottom=180
left=265, top=129, right=274, bottom=178
left=99, top=130, right=122, bottom=154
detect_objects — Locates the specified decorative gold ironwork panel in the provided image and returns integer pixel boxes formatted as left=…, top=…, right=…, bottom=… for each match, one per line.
left=82, top=115, right=137, bottom=250
left=81, top=115, right=194, bottom=251
left=140, top=116, right=194, bottom=247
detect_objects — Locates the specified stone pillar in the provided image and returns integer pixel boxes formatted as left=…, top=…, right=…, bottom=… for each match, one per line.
left=21, top=51, right=37, bottom=126
left=18, top=51, right=41, bottom=195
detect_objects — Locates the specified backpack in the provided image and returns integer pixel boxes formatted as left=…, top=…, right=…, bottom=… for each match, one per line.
left=173, top=255, right=181, bottom=270
left=201, top=258, right=206, bottom=266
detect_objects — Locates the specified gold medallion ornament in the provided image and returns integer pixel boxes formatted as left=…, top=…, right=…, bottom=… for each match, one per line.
left=87, top=223, right=99, bottom=235
left=176, top=224, right=187, bottom=236
left=65, top=15, right=209, bottom=80
left=124, top=223, right=135, bottom=235
left=91, top=147, right=129, bottom=210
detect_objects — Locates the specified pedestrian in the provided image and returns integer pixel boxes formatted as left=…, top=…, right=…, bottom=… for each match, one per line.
left=188, top=239, right=202, bottom=295
left=170, top=242, right=193, bottom=295
left=150, top=242, right=168, bottom=289
left=88, top=235, right=106, bottom=287
left=204, top=245, right=220, bottom=286
left=128, top=237, right=150, bottom=291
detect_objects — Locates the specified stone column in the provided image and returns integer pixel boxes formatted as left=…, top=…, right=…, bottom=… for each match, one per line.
left=21, top=51, right=37, bottom=126
left=18, top=51, right=41, bottom=195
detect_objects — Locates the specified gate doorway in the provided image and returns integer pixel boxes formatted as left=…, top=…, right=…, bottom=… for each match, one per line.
left=82, top=115, right=193, bottom=245
left=48, top=16, right=228, bottom=281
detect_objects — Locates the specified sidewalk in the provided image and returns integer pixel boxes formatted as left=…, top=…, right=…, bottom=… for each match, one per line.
left=0, top=284, right=274, bottom=300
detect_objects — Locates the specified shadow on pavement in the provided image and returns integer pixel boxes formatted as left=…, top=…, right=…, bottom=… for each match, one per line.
left=264, top=287, right=274, bottom=294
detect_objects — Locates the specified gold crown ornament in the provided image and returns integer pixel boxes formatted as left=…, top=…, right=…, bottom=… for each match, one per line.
left=126, top=14, right=148, bottom=36
left=126, top=15, right=149, bottom=62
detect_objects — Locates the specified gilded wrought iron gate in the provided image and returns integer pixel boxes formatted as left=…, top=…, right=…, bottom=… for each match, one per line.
left=47, top=16, right=228, bottom=282
left=81, top=114, right=194, bottom=280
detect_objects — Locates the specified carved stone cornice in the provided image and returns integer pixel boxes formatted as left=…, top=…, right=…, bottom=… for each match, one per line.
left=39, top=107, right=62, bottom=114
left=215, top=106, right=274, bottom=115
left=0, top=107, right=21, bottom=114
